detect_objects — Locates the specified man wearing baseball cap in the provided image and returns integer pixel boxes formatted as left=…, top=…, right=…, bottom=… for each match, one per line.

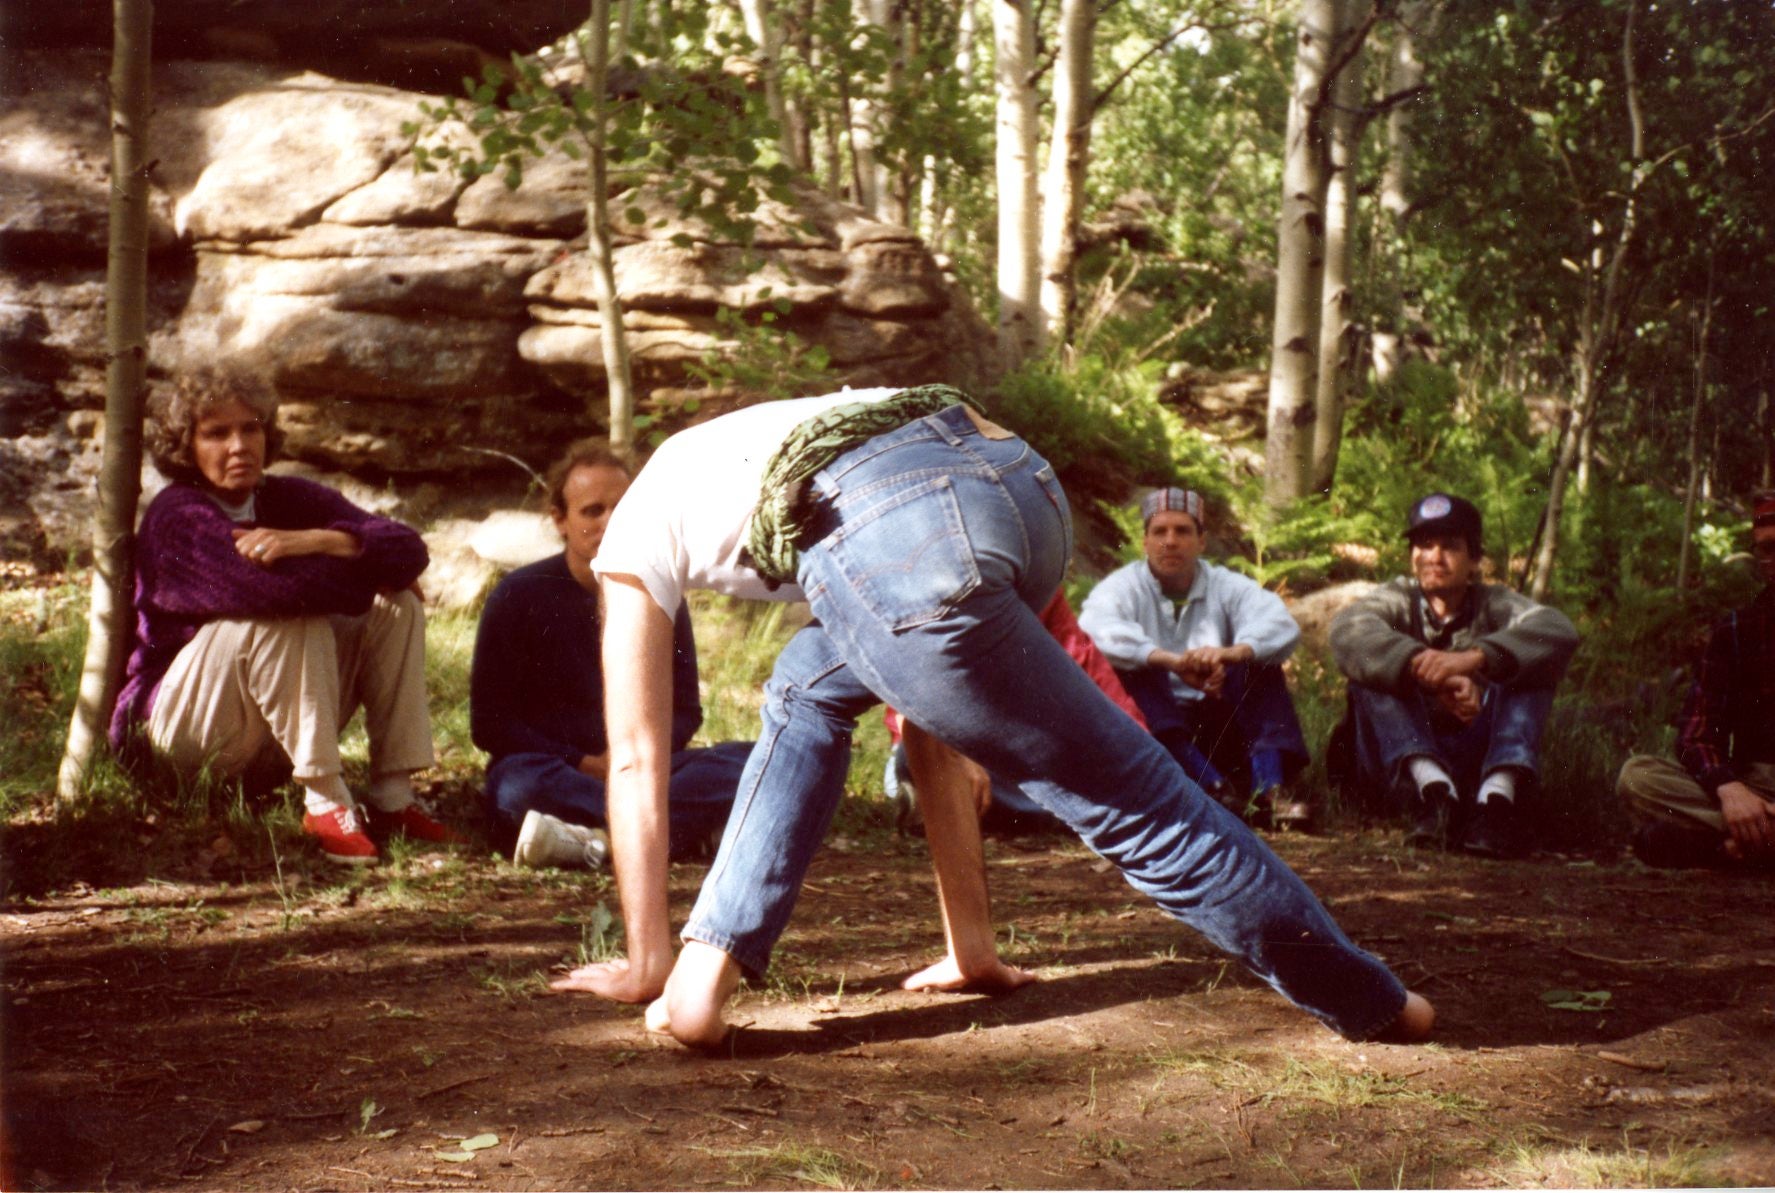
left=1330, top=493, right=1578, bottom=856
left=1615, top=493, right=1775, bottom=868
left=1079, top=487, right=1312, bottom=828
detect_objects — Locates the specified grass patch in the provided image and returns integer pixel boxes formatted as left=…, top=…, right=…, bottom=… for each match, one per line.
left=699, top=1141, right=882, bottom=1190
left=1487, top=1130, right=1726, bottom=1188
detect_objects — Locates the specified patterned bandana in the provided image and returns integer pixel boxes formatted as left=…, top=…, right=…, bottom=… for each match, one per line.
left=1141, top=487, right=1204, bottom=527
left=747, top=384, right=979, bottom=585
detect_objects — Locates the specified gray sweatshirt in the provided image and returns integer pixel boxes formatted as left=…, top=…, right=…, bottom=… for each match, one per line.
left=1329, top=577, right=1578, bottom=695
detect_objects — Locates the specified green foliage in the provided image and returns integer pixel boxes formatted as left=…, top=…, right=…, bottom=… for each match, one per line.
left=680, top=295, right=832, bottom=399
left=409, top=13, right=793, bottom=252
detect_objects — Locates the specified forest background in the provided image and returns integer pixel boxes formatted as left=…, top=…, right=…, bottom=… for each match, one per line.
left=19, top=0, right=1774, bottom=841
left=5, top=2, right=1775, bottom=1187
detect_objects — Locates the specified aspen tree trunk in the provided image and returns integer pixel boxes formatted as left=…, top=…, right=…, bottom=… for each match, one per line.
left=59, top=0, right=152, bottom=800
left=580, top=0, right=636, bottom=453
left=1373, top=0, right=1433, bottom=383
left=993, top=0, right=1040, bottom=368
left=1676, top=259, right=1716, bottom=595
left=1526, top=2, right=1644, bottom=601
left=1310, top=1, right=1364, bottom=494
left=613, top=0, right=634, bottom=59
left=1036, top=0, right=1095, bottom=352
left=738, top=0, right=804, bottom=170
left=849, top=0, right=892, bottom=216
left=1760, top=387, right=1773, bottom=489
left=1263, top=0, right=1341, bottom=506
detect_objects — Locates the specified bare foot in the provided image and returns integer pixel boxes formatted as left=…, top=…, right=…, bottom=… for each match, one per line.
left=903, top=953, right=1037, bottom=994
left=661, top=940, right=743, bottom=1049
left=1377, top=991, right=1435, bottom=1042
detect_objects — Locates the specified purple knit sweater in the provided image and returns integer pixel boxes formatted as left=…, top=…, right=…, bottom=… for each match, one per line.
left=109, top=475, right=429, bottom=751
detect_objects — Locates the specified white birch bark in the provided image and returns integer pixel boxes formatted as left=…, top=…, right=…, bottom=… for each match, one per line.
left=579, top=0, right=636, bottom=453
left=993, top=0, right=1040, bottom=367
left=60, top=0, right=152, bottom=799
left=1263, top=0, right=1340, bottom=505
left=1037, top=0, right=1096, bottom=352
left=1310, top=2, right=1364, bottom=494
left=738, top=0, right=804, bottom=170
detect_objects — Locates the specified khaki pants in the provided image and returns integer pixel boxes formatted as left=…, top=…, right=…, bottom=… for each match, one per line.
left=1616, top=755, right=1775, bottom=837
left=148, top=590, right=434, bottom=788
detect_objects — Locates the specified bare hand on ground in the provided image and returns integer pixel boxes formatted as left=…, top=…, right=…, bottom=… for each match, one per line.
left=549, top=958, right=665, bottom=1002
left=903, top=954, right=1038, bottom=994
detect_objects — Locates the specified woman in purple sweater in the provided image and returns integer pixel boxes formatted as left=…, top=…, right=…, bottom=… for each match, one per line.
left=111, top=371, right=455, bottom=864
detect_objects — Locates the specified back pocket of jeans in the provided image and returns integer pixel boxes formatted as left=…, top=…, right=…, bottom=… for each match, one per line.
left=825, top=475, right=980, bottom=631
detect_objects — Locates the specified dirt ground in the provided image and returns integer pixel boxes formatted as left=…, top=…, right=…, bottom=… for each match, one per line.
left=5, top=819, right=1774, bottom=1191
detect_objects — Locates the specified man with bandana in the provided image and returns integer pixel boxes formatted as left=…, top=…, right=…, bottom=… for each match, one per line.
left=1615, top=492, right=1775, bottom=869
left=1079, top=487, right=1312, bottom=829
left=1330, top=493, right=1578, bottom=857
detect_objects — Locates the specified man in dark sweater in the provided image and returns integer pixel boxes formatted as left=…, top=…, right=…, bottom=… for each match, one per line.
left=470, top=444, right=750, bottom=868
left=1616, top=493, right=1775, bottom=868
left=1330, top=493, right=1579, bottom=857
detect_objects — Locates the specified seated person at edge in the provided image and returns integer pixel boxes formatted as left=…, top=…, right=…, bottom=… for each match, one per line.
left=470, top=443, right=752, bottom=870
left=109, top=370, right=455, bottom=866
left=1078, top=487, right=1312, bottom=829
left=1329, top=493, right=1578, bottom=858
left=1616, top=493, right=1775, bottom=869
left=545, top=383, right=1431, bottom=1048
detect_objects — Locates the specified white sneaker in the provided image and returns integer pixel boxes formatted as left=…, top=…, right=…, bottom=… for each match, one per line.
left=513, top=810, right=609, bottom=870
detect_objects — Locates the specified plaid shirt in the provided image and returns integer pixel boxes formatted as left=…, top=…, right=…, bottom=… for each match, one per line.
left=1676, top=586, right=1775, bottom=795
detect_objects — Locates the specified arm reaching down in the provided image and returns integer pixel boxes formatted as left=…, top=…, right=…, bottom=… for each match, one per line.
left=550, top=574, right=678, bottom=1003
left=898, top=723, right=1036, bottom=995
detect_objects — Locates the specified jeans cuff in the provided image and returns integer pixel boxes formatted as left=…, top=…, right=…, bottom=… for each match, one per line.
left=1338, top=985, right=1410, bottom=1042
left=680, top=922, right=768, bottom=984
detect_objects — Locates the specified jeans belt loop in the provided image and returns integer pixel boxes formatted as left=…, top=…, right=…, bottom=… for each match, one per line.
left=926, top=405, right=966, bottom=446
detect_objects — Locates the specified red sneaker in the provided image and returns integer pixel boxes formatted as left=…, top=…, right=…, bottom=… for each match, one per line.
left=302, top=807, right=379, bottom=866
left=364, top=802, right=465, bottom=846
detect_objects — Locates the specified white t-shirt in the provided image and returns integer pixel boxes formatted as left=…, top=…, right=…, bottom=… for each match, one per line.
left=594, top=388, right=900, bottom=614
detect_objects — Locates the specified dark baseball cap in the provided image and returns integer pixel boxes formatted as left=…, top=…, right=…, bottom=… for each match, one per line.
left=1404, top=493, right=1482, bottom=547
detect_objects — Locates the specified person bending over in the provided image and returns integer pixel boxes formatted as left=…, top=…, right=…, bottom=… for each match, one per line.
left=1330, top=493, right=1578, bottom=857
left=1616, top=493, right=1775, bottom=868
left=470, top=442, right=751, bottom=869
left=111, top=370, right=454, bottom=865
left=1080, top=487, right=1312, bottom=829
left=545, top=384, right=1431, bottom=1048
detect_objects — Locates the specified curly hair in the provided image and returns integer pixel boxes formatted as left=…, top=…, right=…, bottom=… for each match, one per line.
left=545, top=439, right=633, bottom=516
left=145, top=370, right=283, bottom=486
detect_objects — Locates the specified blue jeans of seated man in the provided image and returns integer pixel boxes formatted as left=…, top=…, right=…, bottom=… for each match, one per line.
left=484, top=741, right=752, bottom=858
left=1118, top=662, right=1308, bottom=796
left=1347, top=681, right=1554, bottom=809
left=682, top=405, right=1407, bottom=1041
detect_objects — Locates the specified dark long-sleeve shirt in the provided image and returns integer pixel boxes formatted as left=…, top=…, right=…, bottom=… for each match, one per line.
left=110, top=475, right=430, bottom=750
left=469, top=552, right=702, bottom=767
left=1676, top=586, right=1775, bottom=795
left=1330, top=576, right=1579, bottom=695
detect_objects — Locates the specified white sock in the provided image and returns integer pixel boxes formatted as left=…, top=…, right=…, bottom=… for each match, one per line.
left=302, top=774, right=353, bottom=816
left=1407, top=756, right=1455, bottom=798
left=365, top=773, right=416, bottom=813
left=1477, top=769, right=1518, bottom=805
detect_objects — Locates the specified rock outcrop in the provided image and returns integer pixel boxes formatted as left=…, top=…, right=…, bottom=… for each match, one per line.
left=0, top=49, right=993, bottom=572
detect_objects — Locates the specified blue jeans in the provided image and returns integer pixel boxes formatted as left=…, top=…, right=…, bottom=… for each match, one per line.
left=484, top=742, right=752, bottom=859
left=683, top=406, right=1406, bottom=1040
left=1119, top=662, right=1308, bottom=796
left=1347, top=681, right=1554, bottom=808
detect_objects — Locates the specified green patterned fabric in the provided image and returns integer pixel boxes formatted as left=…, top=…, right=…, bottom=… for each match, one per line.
left=747, top=384, right=978, bottom=585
